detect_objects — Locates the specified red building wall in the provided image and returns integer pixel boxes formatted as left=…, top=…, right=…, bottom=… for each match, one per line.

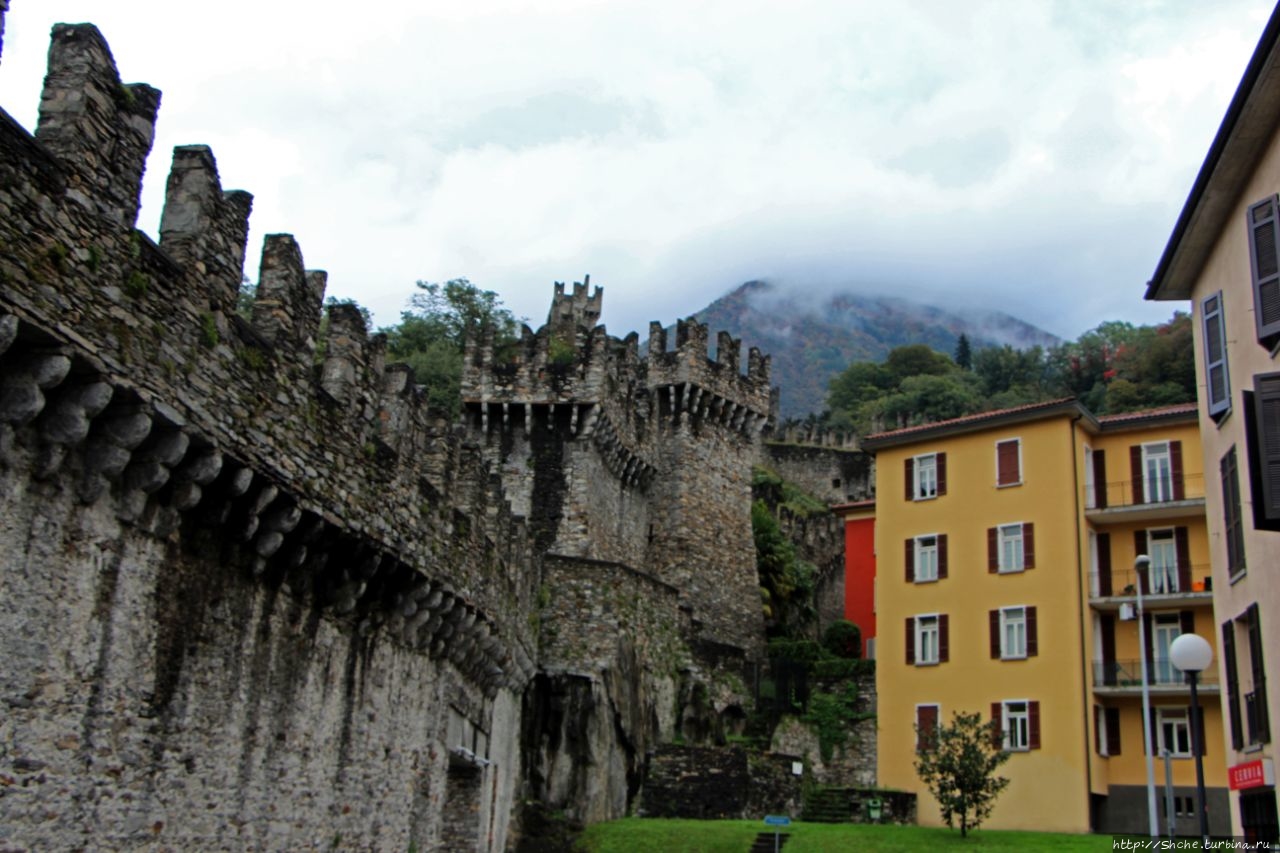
left=841, top=509, right=876, bottom=658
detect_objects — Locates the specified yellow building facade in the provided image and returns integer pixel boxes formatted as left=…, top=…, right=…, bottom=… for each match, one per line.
left=864, top=400, right=1230, bottom=835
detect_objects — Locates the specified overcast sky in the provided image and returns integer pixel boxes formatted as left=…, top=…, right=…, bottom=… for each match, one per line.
left=0, top=1, right=1272, bottom=340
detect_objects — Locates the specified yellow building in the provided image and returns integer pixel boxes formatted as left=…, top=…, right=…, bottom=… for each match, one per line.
left=862, top=399, right=1230, bottom=835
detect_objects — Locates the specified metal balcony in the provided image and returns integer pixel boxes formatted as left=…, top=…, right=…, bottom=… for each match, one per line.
left=1084, top=474, right=1205, bottom=524
left=1087, top=565, right=1214, bottom=610
left=1092, top=658, right=1220, bottom=695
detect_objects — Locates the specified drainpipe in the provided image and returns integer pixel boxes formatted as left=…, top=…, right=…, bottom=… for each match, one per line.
left=1070, top=413, right=1095, bottom=828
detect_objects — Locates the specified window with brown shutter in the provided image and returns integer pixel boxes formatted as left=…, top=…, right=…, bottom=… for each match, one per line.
left=905, top=617, right=915, bottom=665
left=1248, top=195, right=1280, bottom=348
left=938, top=534, right=949, bottom=579
left=1175, top=527, right=1191, bottom=592
left=937, top=452, right=947, bottom=496
left=1023, top=522, right=1035, bottom=569
left=989, top=610, right=1000, bottom=659
left=990, top=702, right=1003, bottom=749
left=904, top=457, right=914, bottom=501
left=1094, top=705, right=1103, bottom=754
left=904, top=538, right=914, bottom=583
left=1202, top=291, right=1231, bottom=418
left=938, top=614, right=949, bottom=663
left=997, top=439, right=1021, bottom=486
left=1252, top=373, right=1280, bottom=521
left=987, top=527, right=998, bottom=573
left=1028, top=701, right=1041, bottom=750
left=916, top=705, right=939, bottom=751
left=1026, top=606, right=1038, bottom=657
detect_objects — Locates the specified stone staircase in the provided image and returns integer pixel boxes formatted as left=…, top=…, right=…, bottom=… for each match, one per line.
left=800, top=786, right=852, bottom=823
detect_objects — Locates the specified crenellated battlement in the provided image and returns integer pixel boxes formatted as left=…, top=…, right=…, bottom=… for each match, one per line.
left=1, top=20, right=538, bottom=697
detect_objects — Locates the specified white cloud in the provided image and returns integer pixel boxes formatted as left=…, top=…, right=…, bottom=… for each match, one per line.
left=0, top=0, right=1272, bottom=340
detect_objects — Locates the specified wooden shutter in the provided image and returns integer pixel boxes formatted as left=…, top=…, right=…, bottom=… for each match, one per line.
left=1146, top=706, right=1158, bottom=754
left=1094, top=705, right=1102, bottom=754
left=937, top=453, right=948, bottom=496
left=1093, top=449, right=1108, bottom=508
left=917, top=705, right=938, bottom=751
left=987, top=527, right=998, bottom=573
left=1171, top=440, right=1185, bottom=500
left=938, top=614, right=949, bottom=663
left=1180, top=610, right=1195, bottom=636
left=1098, top=532, right=1113, bottom=596
left=904, top=457, right=914, bottom=500
left=1027, top=606, right=1038, bottom=657
left=1023, top=522, right=1035, bottom=569
left=1134, top=530, right=1149, bottom=594
left=1175, top=527, right=1191, bottom=592
left=991, top=702, right=1003, bottom=749
left=1105, top=707, right=1122, bottom=755
left=1143, top=613, right=1154, bottom=682
left=989, top=610, right=1001, bottom=659
left=1130, top=445, right=1144, bottom=505
left=1248, top=195, right=1280, bottom=347
left=938, top=534, right=948, bottom=579
left=1253, top=373, right=1280, bottom=521
left=1223, top=621, right=1244, bottom=750
left=1029, top=701, right=1041, bottom=750
left=1245, top=604, right=1270, bottom=742
left=997, top=439, right=1020, bottom=486
left=904, top=539, right=915, bottom=583
left=1203, top=292, right=1231, bottom=417
left=905, top=617, right=915, bottom=665
left=1222, top=447, right=1247, bottom=574
left=1100, top=612, right=1111, bottom=686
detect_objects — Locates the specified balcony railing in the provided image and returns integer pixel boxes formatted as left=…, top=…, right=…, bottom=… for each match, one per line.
left=1093, top=658, right=1220, bottom=689
left=1084, top=473, right=1205, bottom=512
left=1246, top=682, right=1271, bottom=745
left=1088, top=565, right=1213, bottom=598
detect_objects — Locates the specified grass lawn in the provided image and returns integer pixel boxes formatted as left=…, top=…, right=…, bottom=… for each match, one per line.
left=578, top=818, right=1118, bottom=852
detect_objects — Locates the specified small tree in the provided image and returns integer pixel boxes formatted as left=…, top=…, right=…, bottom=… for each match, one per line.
left=914, top=710, right=1010, bottom=837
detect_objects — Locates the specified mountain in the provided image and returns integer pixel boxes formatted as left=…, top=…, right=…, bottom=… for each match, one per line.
left=691, top=281, right=1060, bottom=419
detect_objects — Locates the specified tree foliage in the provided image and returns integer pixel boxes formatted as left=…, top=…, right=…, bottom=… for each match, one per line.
left=751, top=498, right=817, bottom=636
left=824, top=313, right=1194, bottom=432
left=382, top=278, right=521, bottom=416
left=914, top=710, right=1011, bottom=837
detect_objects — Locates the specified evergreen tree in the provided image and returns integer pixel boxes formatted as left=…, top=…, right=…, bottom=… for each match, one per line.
left=954, top=333, right=972, bottom=369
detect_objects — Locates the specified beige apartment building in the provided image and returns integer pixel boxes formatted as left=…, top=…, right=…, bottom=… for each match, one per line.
left=1145, top=2, right=1280, bottom=841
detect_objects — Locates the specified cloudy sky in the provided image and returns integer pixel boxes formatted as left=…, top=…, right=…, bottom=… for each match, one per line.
left=0, top=1, right=1272, bottom=340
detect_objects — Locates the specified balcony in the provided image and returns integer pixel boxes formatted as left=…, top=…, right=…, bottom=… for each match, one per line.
left=1246, top=683, right=1272, bottom=746
left=1093, top=658, right=1220, bottom=696
left=1088, top=565, right=1214, bottom=610
left=1084, top=473, right=1205, bottom=524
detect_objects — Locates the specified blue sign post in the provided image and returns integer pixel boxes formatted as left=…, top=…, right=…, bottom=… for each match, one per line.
left=763, top=815, right=791, bottom=852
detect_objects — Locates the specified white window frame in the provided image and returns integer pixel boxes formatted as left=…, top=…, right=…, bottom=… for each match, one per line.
left=914, top=534, right=939, bottom=583
left=915, top=614, right=940, bottom=666
left=998, top=523, right=1026, bottom=573
left=1097, top=705, right=1113, bottom=757
left=1146, top=528, right=1179, bottom=594
left=1157, top=707, right=1192, bottom=758
left=1003, top=700, right=1030, bottom=751
left=1084, top=445, right=1096, bottom=509
left=914, top=453, right=938, bottom=501
left=1000, top=606, right=1027, bottom=659
left=995, top=437, right=1023, bottom=487
left=1143, top=441, right=1174, bottom=503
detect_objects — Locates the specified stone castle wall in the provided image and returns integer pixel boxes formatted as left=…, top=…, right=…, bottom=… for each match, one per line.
left=0, top=20, right=533, bottom=852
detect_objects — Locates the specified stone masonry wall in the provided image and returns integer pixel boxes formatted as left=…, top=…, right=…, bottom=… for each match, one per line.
left=0, top=20, right=533, bottom=852
left=761, top=441, right=875, bottom=506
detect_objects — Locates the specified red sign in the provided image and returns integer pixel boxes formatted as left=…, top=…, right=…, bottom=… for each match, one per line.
left=1228, top=758, right=1274, bottom=790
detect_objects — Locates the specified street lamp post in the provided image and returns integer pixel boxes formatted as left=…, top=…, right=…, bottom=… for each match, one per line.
left=1169, top=632, right=1214, bottom=846
left=1134, top=555, right=1159, bottom=838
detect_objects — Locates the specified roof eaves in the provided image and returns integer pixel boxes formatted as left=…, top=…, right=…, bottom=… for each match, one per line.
left=1147, top=3, right=1280, bottom=301
left=860, top=398, right=1089, bottom=451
